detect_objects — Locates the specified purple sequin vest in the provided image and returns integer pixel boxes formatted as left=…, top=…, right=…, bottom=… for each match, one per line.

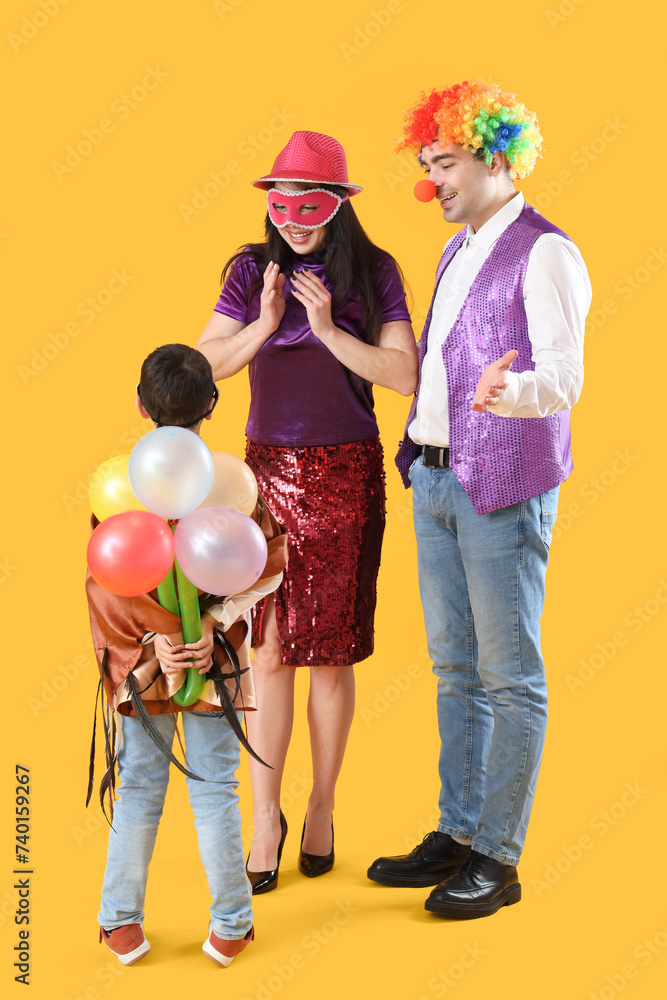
left=396, top=202, right=573, bottom=515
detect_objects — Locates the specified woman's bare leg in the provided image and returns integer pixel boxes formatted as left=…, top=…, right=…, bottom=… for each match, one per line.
left=302, top=665, right=356, bottom=855
left=245, top=597, right=296, bottom=871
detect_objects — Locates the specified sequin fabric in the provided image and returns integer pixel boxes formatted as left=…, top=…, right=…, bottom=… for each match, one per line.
left=246, top=437, right=385, bottom=666
left=396, top=203, right=573, bottom=514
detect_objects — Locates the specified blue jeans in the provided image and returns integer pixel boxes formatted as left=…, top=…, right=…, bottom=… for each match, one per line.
left=411, top=458, right=559, bottom=865
left=98, top=711, right=252, bottom=939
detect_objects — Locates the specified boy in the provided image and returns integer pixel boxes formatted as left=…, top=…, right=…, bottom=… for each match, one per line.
left=86, top=344, right=287, bottom=966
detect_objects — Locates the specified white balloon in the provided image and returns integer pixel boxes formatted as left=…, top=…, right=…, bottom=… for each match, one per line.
left=128, top=427, right=214, bottom=520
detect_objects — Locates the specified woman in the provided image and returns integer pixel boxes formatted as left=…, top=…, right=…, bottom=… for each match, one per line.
left=197, top=131, right=417, bottom=892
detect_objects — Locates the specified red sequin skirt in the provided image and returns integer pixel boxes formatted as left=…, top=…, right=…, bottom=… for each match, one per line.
left=246, top=437, right=386, bottom=666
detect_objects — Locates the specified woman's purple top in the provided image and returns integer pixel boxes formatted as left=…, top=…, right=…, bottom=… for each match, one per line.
left=214, top=251, right=410, bottom=447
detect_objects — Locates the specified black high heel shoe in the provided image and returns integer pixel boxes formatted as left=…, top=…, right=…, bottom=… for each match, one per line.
left=297, top=815, right=334, bottom=878
left=246, top=811, right=288, bottom=895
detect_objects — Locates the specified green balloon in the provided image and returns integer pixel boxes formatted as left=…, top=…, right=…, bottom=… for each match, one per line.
left=171, top=557, right=207, bottom=708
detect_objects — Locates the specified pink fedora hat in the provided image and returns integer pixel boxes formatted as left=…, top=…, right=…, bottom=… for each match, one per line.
left=253, top=131, right=362, bottom=195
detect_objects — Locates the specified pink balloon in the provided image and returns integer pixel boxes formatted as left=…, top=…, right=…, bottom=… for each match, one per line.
left=174, top=507, right=268, bottom=596
left=87, top=511, right=175, bottom=597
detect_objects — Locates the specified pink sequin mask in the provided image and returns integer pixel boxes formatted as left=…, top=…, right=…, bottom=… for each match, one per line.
left=267, top=188, right=347, bottom=230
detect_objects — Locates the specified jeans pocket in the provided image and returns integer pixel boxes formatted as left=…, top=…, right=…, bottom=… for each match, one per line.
left=539, top=485, right=560, bottom=548
left=408, top=455, right=420, bottom=482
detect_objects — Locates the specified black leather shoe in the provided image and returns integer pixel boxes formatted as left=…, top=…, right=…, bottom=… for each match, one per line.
left=425, top=850, right=521, bottom=918
left=298, top=816, right=334, bottom=878
left=367, top=832, right=471, bottom=888
left=246, top=811, right=288, bottom=895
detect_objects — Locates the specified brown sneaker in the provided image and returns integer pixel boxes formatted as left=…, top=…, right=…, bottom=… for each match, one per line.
left=202, top=925, right=254, bottom=967
left=99, top=923, right=150, bottom=965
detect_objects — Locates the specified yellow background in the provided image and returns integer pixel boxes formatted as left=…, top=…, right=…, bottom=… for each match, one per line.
left=2, top=2, right=665, bottom=998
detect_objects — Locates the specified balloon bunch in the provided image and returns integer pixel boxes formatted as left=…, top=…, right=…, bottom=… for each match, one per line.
left=87, top=429, right=267, bottom=706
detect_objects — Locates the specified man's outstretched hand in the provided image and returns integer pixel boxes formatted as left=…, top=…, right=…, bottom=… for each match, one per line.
left=472, top=350, right=518, bottom=412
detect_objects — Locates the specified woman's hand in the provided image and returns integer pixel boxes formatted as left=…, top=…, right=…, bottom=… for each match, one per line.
left=258, top=261, right=286, bottom=334
left=290, top=269, right=335, bottom=339
left=155, top=616, right=216, bottom=676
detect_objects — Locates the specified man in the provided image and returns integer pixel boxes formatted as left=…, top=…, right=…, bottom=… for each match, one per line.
left=367, top=82, right=591, bottom=918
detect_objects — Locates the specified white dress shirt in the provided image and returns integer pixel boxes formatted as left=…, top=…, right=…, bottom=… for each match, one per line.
left=409, top=193, right=592, bottom=448
left=204, top=573, right=283, bottom=631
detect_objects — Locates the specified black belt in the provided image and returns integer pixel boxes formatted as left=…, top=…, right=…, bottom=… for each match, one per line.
left=422, top=445, right=450, bottom=468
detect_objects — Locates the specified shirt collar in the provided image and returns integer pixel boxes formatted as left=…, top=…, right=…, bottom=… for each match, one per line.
left=464, top=192, right=525, bottom=251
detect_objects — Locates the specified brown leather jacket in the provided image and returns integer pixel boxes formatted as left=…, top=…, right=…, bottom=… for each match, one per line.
left=86, top=496, right=287, bottom=717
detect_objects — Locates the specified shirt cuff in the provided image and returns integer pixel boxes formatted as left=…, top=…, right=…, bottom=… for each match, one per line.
left=491, top=370, right=520, bottom=415
left=205, top=572, right=284, bottom=630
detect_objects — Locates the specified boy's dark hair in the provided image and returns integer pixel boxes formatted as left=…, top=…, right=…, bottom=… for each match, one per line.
left=138, top=344, right=218, bottom=428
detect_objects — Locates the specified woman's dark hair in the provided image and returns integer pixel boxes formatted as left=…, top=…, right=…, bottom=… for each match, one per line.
left=138, top=343, right=217, bottom=427
left=220, top=185, right=405, bottom=346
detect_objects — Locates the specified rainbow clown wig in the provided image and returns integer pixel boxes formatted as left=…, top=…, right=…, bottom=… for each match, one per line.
left=397, top=81, right=543, bottom=180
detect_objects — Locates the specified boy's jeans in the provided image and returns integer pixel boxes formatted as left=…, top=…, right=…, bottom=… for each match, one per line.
left=99, top=711, right=252, bottom=939
left=410, top=458, right=559, bottom=865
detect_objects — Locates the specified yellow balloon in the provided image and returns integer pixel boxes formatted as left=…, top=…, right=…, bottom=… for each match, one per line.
left=198, top=452, right=259, bottom=515
left=89, top=454, right=147, bottom=521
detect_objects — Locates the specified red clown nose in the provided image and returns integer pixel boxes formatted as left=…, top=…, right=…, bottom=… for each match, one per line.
left=414, top=179, right=436, bottom=202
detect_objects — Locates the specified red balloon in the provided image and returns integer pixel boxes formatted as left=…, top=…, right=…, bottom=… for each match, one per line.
left=87, top=511, right=175, bottom=597
left=414, top=179, right=436, bottom=202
